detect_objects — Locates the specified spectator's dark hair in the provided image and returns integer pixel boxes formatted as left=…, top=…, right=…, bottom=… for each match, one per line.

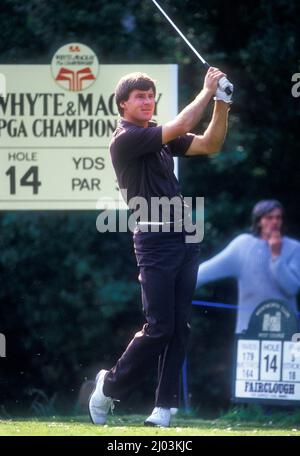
left=251, top=199, right=284, bottom=236
left=115, top=72, right=156, bottom=116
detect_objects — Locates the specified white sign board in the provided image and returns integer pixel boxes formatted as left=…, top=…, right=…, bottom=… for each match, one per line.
left=235, top=339, right=300, bottom=402
left=0, top=44, right=178, bottom=210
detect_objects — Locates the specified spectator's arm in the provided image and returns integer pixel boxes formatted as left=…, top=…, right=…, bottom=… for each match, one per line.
left=269, top=246, right=300, bottom=297
left=197, top=235, right=243, bottom=288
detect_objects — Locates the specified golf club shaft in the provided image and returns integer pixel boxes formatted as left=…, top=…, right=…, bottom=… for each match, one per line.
left=151, top=0, right=208, bottom=66
left=150, top=0, right=232, bottom=95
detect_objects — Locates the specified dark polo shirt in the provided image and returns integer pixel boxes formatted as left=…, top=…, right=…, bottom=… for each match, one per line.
left=109, top=119, right=193, bottom=222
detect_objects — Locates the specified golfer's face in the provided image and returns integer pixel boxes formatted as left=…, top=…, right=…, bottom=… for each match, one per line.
left=259, top=208, right=283, bottom=237
left=121, top=89, right=155, bottom=126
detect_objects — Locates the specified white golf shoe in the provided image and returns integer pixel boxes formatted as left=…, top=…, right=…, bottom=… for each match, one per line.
left=144, top=407, right=171, bottom=427
left=88, top=369, right=115, bottom=425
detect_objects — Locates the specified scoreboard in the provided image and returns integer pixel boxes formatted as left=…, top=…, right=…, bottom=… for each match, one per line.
left=233, top=300, right=300, bottom=405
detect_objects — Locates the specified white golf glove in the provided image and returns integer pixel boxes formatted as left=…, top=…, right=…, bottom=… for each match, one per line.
left=214, top=77, right=234, bottom=104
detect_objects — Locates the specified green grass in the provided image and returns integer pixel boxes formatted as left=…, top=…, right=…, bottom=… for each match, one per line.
left=1, top=411, right=300, bottom=436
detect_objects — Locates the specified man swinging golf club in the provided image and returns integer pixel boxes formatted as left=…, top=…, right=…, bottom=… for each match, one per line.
left=88, top=66, right=233, bottom=427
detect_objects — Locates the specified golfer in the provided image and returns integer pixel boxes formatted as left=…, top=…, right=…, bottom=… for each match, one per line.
left=197, top=200, right=300, bottom=333
left=89, top=68, right=232, bottom=427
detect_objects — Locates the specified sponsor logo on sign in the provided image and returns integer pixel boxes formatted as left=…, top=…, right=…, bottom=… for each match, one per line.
left=51, top=43, right=99, bottom=92
left=262, top=311, right=281, bottom=332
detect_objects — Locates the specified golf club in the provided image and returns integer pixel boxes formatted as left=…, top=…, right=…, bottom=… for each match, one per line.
left=150, top=0, right=233, bottom=95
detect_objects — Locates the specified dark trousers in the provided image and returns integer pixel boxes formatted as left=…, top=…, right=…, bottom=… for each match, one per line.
left=103, top=229, right=200, bottom=408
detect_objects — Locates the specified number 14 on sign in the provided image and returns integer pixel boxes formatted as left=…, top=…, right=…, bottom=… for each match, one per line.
left=260, top=341, right=281, bottom=381
left=5, top=166, right=42, bottom=195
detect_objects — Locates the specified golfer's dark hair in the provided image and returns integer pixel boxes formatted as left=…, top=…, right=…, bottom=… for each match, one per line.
left=115, top=72, right=156, bottom=116
left=251, top=199, right=284, bottom=236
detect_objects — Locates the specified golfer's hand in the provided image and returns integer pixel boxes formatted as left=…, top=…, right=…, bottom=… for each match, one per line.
left=203, top=67, right=226, bottom=94
left=214, top=80, right=234, bottom=104
left=268, top=231, right=282, bottom=257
